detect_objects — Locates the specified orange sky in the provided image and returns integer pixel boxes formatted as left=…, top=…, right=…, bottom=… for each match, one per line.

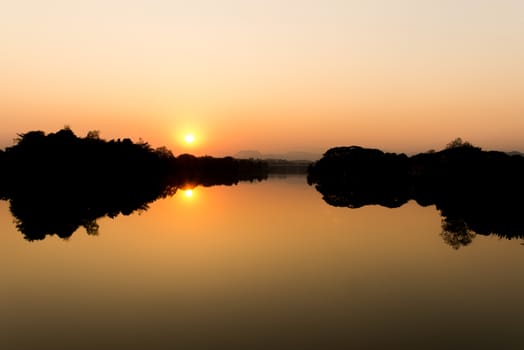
left=1, top=0, right=524, bottom=155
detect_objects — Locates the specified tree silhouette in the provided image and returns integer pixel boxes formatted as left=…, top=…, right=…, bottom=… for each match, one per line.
left=445, top=137, right=474, bottom=149
left=0, top=128, right=269, bottom=240
left=308, top=141, right=524, bottom=247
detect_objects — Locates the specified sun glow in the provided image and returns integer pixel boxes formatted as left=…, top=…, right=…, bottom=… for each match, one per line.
left=184, top=134, right=195, bottom=144
left=184, top=189, right=193, bottom=198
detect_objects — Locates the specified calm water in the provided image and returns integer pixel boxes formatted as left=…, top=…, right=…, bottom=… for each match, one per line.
left=1, top=175, right=523, bottom=350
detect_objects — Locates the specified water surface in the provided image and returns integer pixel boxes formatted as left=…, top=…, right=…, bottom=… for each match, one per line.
left=1, top=176, right=523, bottom=349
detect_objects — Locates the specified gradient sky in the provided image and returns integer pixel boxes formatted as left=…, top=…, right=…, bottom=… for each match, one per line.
left=1, top=0, right=524, bottom=155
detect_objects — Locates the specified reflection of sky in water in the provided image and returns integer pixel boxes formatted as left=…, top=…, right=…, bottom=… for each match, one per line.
left=1, top=177, right=524, bottom=349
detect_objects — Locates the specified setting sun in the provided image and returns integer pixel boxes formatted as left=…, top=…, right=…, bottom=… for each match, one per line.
left=184, top=134, right=195, bottom=144
left=184, top=189, right=193, bottom=197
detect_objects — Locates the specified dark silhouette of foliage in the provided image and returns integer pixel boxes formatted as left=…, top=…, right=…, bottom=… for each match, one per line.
left=440, top=217, right=476, bottom=249
left=308, top=141, right=524, bottom=248
left=264, top=159, right=312, bottom=174
left=172, top=154, right=268, bottom=188
left=308, top=146, right=410, bottom=208
left=0, top=128, right=269, bottom=241
left=445, top=137, right=474, bottom=149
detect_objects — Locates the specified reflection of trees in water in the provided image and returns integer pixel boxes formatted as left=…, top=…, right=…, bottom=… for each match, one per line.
left=0, top=128, right=268, bottom=241
left=308, top=144, right=524, bottom=248
left=8, top=189, right=158, bottom=241
left=440, top=218, right=476, bottom=250
left=4, top=129, right=524, bottom=248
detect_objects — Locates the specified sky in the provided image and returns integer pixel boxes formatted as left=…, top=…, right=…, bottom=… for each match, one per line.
left=1, top=0, right=524, bottom=156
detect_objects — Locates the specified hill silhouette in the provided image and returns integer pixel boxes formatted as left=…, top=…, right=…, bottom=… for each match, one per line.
left=234, top=150, right=321, bottom=161
left=0, top=128, right=268, bottom=240
left=308, top=140, right=524, bottom=248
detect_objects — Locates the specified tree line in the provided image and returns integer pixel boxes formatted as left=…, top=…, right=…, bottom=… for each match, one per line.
left=307, top=140, right=524, bottom=248
left=0, top=128, right=268, bottom=240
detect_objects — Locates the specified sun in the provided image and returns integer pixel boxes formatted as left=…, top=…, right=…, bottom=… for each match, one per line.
left=184, top=189, right=193, bottom=197
left=184, top=134, right=195, bottom=144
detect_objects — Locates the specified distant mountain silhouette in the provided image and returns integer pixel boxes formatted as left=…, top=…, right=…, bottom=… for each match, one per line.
left=308, top=141, right=524, bottom=248
left=506, top=150, right=524, bottom=157
left=235, top=150, right=321, bottom=161
left=0, top=128, right=268, bottom=241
